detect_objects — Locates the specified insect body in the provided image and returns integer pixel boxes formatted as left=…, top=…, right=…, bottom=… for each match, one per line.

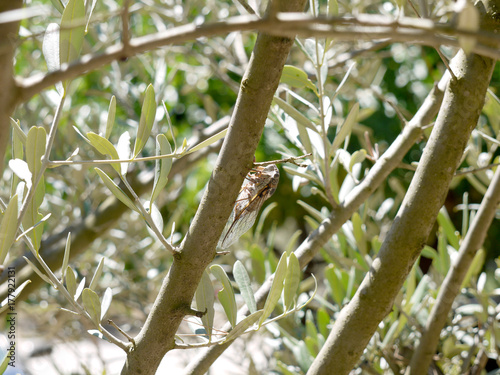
left=218, top=164, right=280, bottom=249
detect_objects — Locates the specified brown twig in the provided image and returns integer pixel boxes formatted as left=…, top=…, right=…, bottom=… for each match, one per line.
left=253, top=153, right=312, bottom=167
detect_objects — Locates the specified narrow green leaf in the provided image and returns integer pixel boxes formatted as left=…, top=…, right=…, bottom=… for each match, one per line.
left=349, top=149, right=367, bottom=172
left=9, top=159, right=32, bottom=188
left=351, top=212, right=367, bottom=256
left=195, top=270, right=215, bottom=340
left=60, top=0, right=85, bottom=65
left=89, top=257, right=105, bottom=291
left=105, top=95, right=116, bottom=139
left=116, top=131, right=131, bottom=176
left=254, top=202, right=278, bottom=241
left=437, top=208, right=460, bottom=249
left=283, top=253, right=301, bottom=311
left=94, top=168, right=139, bottom=213
left=0, top=350, right=9, bottom=374
left=61, top=232, right=71, bottom=281
left=134, top=84, right=156, bottom=157
left=50, top=0, right=65, bottom=13
left=43, top=23, right=60, bottom=72
left=249, top=245, right=266, bottom=284
left=317, top=307, right=330, bottom=338
left=75, top=276, right=85, bottom=301
left=87, top=132, right=120, bottom=173
left=82, top=288, right=101, bottom=327
left=65, top=266, right=77, bottom=298
left=280, top=65, right=317, bottom=93
left=222, top=310, right=264, bottom=343
left=86, top=0, right=98, bottom=33
left=297, top=200, right=326, bottom=222
left=150, top=134, right=173, bottom=206
left=233, top=260, right=256, bottom=313
left=259, top=252, right=288, bottom=326
left=0, top=280, right=31, bottom=315
left=324, top=265, right=344, bottom=305
left=0, top=196, right=18, bottom=265
left=284, top=230, right=302, bottom=255
left=210, top=264, right=237, bottom=327
left=11, top=118, right=27, bottom=145
left=331, top=103, right=359, bottom=155
left=273, top=96, right=317, bottom=132
left=101, top=287, right=112, bottom=320
left=185, top=128, right=227, bottom=155
left=24, top=126, right=47, bottom=251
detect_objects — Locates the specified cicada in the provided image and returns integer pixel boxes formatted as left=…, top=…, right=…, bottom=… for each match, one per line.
left=218, top=164, right=280, bottom=249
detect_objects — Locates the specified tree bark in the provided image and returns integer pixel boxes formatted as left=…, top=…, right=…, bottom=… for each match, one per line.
left=120, top=1, right=307, bottom=374
left=0, top=1, right=23, bottom=169
left=306, top=9, right=497, bottom=375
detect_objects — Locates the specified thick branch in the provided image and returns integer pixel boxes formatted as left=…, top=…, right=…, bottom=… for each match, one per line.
left=0, top=1, right=23, bottom=169
left=15, top=13, right=500, bottom=105
left=182, top=73, right=447, bottom=375
left=119, top=1, right=308, bottom=374
left=306, top=19, right=497, bottom=375
left=407, top=154, right=500, bottom=373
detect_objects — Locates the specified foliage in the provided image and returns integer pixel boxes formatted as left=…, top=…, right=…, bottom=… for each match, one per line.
left=1, top=0, right=500, bottom=374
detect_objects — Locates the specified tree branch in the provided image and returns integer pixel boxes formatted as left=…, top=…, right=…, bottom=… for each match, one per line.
left=182, top=71, right=447, bottom=375
left=306, top=8, right=497, bottom=375
left=119, top=1, right=308, bottom=374
left=407, top=150, right=500, bottom=373
left=15, top=13, right=500, bottom=105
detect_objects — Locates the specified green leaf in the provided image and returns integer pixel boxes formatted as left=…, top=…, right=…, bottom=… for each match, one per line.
left=351, top=212, right=367, bottom=256
left=0, top=195, right=18, bottom=265
left=259, top=252, right=288, bottom=326
left=330, top=102, right=359, bottom=155
left=317, top=307, right=330, bottom=338
left=24, top=126, right=47, bottom=251
left=210, top=265, right=237, bottom=327
left=195, top=270, right=215, bottom=340
left=134, top=84, right=156, bottom=157
left=437, top=208, right=460, bottom=249
left=86, top=0, right=98, bottom=33
left=61, top=232, right=71, bottom=281
left=82, top=288, right=101, bottom=327
left=105, top=95, right=116, bottom=139
left=185, top=128, right=227, bottom=155
left=0, top=280, right=31, bottom=315
left=65, top=266, right=77, bottom=298
left=233, top=260, right=256, bottom=313
left=273, top=96, right=318, bottom=132
left=150, top=134, right=173, bottom=206
left=75, top=276, right=85, bottom=301
left=60, top=0, right=85, bottom=65
left=297, top=200, right=326, bottom=222
left=222, top=310, right=264, bottom=343
left=87, top=132, right=121, bottom=173
left=101, top=287, right=112, bottom=320
left=43, top=23, right=60, bottom=73
left=349, top=149, right=367, bottom=172
left=9, top=159, right=31, bottom=188
left=50, top=0, right=65, bottom=13
left=89, top=257, right=105, bottom=291
left=324, top=264, right=344, bottom=305
left=280, top=65, right=317, bottom=93
left=94, top=168, right=139, bottom=213
left=283, top=253, right=301, bottom=311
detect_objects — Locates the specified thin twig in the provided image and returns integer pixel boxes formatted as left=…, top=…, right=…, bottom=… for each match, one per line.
left=108, top=319, right=136, bottom=347
left=253, top=153, right=312, bottom=167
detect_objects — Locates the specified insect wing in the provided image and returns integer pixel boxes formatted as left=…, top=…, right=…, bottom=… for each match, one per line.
left=217, top=164, right=279, bottom=249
